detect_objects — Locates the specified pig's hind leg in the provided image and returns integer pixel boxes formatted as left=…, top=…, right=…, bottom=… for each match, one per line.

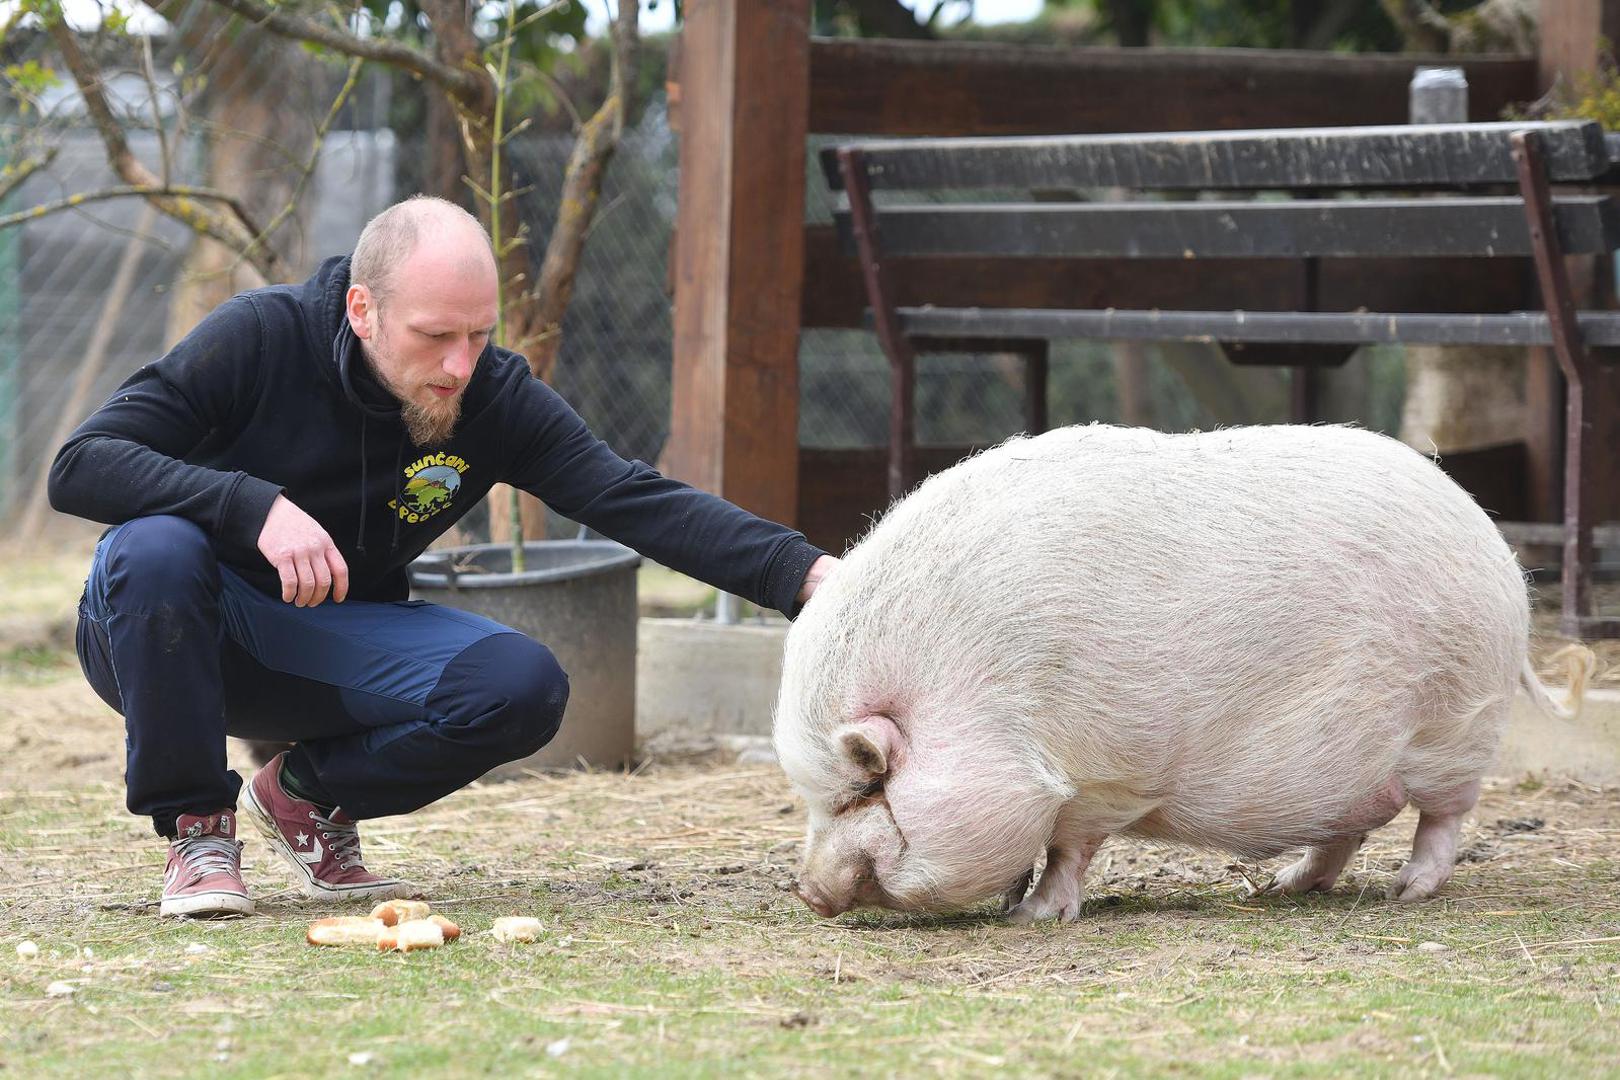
left=1268, top=836, right=1365, bottom=895
left=1008, top=806, right=1108, bottom=925
left=1388, top=778, right=1480, bottom=902
left=1269, top=777, right=1408, bottom=895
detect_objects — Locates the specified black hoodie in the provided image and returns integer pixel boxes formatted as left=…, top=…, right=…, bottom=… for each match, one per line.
left=48, top=255, right=826, bottom=614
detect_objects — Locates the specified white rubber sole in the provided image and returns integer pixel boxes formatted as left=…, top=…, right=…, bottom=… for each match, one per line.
left=239, top=780, right=409, bottom=902
left=160, top=890, right=255, bottom=918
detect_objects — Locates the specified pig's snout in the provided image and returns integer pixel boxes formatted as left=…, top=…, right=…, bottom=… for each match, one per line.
left=795, top=882, right=847, bottom=918
left=795, top=848, right=886, bottom=918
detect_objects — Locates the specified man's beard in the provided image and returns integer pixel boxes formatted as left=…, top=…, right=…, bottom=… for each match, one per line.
left=362, top=339, right=462, bottom=447
left=400, top=396, right=461, bottom=448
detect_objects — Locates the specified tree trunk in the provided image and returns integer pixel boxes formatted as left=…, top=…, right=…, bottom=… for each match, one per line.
left=158, top=2, right=321, bottom=342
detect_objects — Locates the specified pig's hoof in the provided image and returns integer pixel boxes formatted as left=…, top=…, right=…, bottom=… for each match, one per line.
left=1387, top=861, right=1450, bottom=902
left=1007, top=896, right=1083, bottom=924
left=1268, top=860, right=1338, bottom=895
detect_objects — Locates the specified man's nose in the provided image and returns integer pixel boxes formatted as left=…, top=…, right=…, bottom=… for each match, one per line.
left=444, top=340, right=475, bottom=381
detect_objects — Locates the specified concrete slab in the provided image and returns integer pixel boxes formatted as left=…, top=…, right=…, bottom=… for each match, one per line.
left=637, top=615, right=1620, bottom=784
left=636, top=618, right=787, bottom=738
left=1498, top=687, right=1620, bottom=784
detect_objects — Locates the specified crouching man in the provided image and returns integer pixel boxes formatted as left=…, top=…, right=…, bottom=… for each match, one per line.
left=49, top=195, right=837, bottom=917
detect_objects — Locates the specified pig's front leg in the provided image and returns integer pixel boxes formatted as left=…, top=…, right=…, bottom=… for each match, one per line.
left=1008, top=805, right=1108, bottom=925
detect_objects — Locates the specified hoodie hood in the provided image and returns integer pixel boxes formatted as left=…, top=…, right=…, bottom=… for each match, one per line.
left=299, top=254, right=407, bottom=554
left=301, top=254, right=401, bottom=422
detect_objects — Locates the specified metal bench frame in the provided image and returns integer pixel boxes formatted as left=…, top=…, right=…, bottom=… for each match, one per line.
left=827, top=121, right=1620, bottom=638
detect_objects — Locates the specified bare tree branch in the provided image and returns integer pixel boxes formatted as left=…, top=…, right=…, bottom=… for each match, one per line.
left=521, top=0, right=638, bottom=374
left=0, top=147, right=61, bottom=204
left=231, top=55, right=364, bottom=275
left=202, top=0, right=488, bottom=105
left=45, top=18, right=287, bottom=280
left=0, top=182, right=265, bottom=231
left=1380, top=0, right=1453, bottom=52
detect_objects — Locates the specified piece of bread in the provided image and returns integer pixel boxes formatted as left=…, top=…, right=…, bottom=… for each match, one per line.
left=491, top=916, right=544, bottom=943
left=369, top=900, right=432, bottom=927
left=377, top=919, right=444, bottom=952
left=427, top=914, right=461, bottom=941
left=306, top=917, right=387, bottom=947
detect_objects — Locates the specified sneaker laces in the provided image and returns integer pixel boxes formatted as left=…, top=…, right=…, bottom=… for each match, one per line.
left=172, top=835, right=241, bottom=883
left=310, top=809, right=365, bottom=871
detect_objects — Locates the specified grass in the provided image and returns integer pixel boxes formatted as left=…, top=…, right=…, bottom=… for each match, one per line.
left=3, top=650, right=1618, bottom=1078
left=1, top=544, right=1617, bottom=1076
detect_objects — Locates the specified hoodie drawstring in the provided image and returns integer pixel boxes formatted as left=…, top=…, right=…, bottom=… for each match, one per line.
left=355, top=414, right=370, bottom=554
left=390, top=433, right=406, bottom=554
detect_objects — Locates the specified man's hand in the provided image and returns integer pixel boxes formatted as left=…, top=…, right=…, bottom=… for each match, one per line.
left=797, top=554, right=840, bottom=604
left=258, top=494, right=349, bottom=606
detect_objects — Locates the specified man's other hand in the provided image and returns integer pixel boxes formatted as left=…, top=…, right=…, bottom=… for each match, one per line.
left=257, top=494, right=350, bottom=606
left=797, top=554, right=840, bottom=604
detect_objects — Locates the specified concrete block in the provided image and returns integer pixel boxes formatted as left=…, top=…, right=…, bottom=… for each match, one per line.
left=636, top=618, right=787, bottom=738
left=634, top=614, right=1620, bottom=784
left=1497, top=688, right=1620, bottom=784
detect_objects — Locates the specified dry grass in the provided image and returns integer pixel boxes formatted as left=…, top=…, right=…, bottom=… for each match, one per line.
left=2, top=541, right=1619, bottom=1075
left=3, top=663, right=1619, bottom=1076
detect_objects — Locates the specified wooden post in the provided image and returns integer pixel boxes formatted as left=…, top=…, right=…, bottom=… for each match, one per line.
left=1532, top=0, right=1620, bottom=525
left=663, top=0, right=810, bottom=525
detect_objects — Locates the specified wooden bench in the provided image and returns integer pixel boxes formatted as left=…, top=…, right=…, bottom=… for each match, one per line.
left=823, top=119, right=1620, bottom=639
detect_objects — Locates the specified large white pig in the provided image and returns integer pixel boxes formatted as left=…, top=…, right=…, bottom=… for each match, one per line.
left=774, top=424, right=1589, bottom=923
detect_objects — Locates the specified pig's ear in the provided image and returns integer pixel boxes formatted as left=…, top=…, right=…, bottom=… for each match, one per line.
left=834, top=715, right=902, bottom=778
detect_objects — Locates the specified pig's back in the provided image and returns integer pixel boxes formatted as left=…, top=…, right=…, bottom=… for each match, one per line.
left=849, top=424, right=1528, bottom=855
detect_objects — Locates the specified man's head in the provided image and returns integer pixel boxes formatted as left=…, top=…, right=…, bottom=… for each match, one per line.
left=346, top=196, right=499, bottom=447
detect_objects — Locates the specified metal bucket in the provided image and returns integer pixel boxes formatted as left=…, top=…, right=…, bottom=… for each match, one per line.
left=408, top=540, right=641, bottom=773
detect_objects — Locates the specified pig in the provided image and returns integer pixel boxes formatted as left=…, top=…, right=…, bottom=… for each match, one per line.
left=774, top=424, right=1590, bottom=923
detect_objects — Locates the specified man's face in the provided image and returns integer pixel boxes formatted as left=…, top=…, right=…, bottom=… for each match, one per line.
left=348, top=240, right=499, bottom=447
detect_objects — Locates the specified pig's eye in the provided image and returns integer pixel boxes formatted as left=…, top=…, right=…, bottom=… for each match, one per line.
left=858, top=777, right=884, bottom=800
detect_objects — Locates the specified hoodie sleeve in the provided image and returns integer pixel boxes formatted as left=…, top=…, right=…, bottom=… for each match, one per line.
left=503, top=372, right=827, bottom=619
left=47, top=295, right=285, bottom=550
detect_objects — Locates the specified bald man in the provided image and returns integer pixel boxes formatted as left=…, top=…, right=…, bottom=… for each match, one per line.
left=49, top=195, right=837, bottom=918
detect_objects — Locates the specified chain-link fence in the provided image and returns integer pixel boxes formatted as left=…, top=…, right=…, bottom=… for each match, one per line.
left=0, top=26, right=1410, bottom=550
left=0, top=26, right=685, bottom=544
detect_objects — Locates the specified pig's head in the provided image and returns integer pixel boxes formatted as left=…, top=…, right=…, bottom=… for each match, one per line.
left=778, top=707, right=1072, bottom=918
left=773, top=537, right=1074, bottom=918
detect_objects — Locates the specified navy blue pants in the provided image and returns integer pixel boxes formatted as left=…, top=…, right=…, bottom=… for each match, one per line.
left=75, top=516, right=569, bottom=835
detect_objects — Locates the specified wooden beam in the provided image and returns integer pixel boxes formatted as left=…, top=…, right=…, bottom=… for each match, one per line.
left=664, top=0, right=809, bottom=524
left=820, top=122, right=1610, bottom=192
left=808, top=39, right=1538, bottom=136
left=832, top=198, right=1620, bottom=260
left=800, top=225, right=1531, bottom=328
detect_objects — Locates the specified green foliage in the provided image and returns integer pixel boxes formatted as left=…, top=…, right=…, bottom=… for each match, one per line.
left=1041, top=0, right=1486, bottom=51
left=2, top=58, right=60, bottom=115
left=355, top=0, right=589, bottom=114
left=1507, top=45, right=1620, bottom=129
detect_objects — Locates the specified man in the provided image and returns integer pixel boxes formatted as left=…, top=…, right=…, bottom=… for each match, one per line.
left=49, top=195, right=837, bottom=918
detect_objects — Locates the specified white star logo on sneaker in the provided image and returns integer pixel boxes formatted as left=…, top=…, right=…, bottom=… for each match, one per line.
left=295, top=833, right=324, bottom=865
left=296, top=832, right=310, bottom=848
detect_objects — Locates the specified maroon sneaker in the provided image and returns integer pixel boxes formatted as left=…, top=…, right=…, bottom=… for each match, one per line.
left=240, top=752, right=407, bottom=901
left=161, top=810, right=254, bottom=918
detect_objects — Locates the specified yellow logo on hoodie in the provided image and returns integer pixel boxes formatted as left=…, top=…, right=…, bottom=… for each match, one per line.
left=389, top=453, right=470, bottom=524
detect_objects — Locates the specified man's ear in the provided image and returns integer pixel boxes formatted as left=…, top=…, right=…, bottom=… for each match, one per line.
left=833, top=715, right=904, bottom=779
left=346, top=283, right=375, bottom=340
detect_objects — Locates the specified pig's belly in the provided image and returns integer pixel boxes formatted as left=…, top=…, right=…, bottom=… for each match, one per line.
left=1121, top=775, right=1410, bottom=858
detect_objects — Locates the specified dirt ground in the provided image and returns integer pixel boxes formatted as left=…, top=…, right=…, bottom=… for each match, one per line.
left=5, top=663, right=1618, bottom=966
left=3, top=538, right=1619, bottom=1075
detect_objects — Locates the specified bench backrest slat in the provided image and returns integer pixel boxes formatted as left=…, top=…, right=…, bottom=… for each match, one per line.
left=836, top=196, right=1620, bottom=259
left=889, top=307, right=1620, bottom=348
left=824, top=120, right=1610, bottom=192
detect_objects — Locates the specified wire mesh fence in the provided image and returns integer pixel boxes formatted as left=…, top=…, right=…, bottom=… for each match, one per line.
left=0, top=27, right=1409, bottom=551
